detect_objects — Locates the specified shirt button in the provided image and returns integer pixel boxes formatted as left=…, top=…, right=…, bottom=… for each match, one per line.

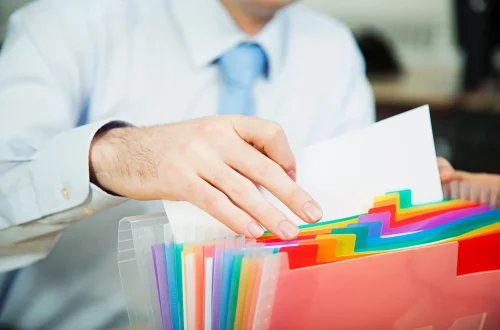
left=61, top=188, right=71, bottom=199
left=81, top=208, right=95, bottom=216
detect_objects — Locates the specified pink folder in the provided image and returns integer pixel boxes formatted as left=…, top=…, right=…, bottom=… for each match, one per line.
left=268, top=233, right=500, bottom=330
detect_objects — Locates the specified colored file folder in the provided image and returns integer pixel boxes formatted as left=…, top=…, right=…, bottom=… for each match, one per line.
left=118, top=190, right=500, bottom=330
left=268, top=238, right=500, bottom=330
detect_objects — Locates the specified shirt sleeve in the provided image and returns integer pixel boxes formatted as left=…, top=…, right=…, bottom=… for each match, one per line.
left=0, top=1, right=127, bottom=270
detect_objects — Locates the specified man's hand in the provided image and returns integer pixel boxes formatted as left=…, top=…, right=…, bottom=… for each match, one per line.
left=438, top=157, right=499, bottom=207
left=89, top=116, right=323, bottom=240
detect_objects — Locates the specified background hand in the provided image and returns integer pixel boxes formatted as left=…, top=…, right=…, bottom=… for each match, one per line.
left=438, top=157, right=499, bottom=207
left=89, top=115, right=323, bottom=239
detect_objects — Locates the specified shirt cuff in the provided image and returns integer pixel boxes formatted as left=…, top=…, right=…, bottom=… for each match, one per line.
left=3, top=120, right=130, bottom=226
left=0, top=180, right=128, bottom=270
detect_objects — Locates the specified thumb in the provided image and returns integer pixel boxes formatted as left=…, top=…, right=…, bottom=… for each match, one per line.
left=437, top=157, right=456, bottom=182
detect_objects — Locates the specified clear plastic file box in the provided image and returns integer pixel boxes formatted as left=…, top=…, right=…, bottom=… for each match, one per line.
left=117, top=215, right=500, bottom=330
left=118, top=212, right=283, bottom=330
left=115, top=106, right=500, bottom=330
left=118, top=213, right=169, bottom=330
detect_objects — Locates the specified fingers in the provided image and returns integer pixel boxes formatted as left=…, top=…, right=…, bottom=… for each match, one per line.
left=226, top=115, right=297, bottom=180
left=201, top=162, right=299, bottom=240
left=443, top=179, right=499, bottom=208
left=438, top=157, right=500, bottom=191
left=188, top=178, right=265, bottom=238
left=186, top=115, right=321, bottom=239
left=226, top=140, right=323, bottom=225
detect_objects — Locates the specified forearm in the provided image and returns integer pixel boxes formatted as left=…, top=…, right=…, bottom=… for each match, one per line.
left=0, top=122, right=128, bottom=271
left=0, top=121, right=129, bottom=225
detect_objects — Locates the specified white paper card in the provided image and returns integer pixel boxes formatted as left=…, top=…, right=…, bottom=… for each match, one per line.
left=163, top=105, right=443, bottom=240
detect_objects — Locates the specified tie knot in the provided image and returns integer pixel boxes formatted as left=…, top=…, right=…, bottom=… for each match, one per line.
left=218, top=43, right=268, bottom=88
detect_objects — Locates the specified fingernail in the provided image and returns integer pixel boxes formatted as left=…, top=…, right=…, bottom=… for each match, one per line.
left=247, top=222, right=264, bottom=238
left=287, top=170, right=296, bottom=181
left=278, top=220, right=299, bottom=240
left=303, top=201, right=323, bottom=223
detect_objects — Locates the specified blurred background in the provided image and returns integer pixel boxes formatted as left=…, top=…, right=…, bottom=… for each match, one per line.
left=1, top=0, right=499, bottom=174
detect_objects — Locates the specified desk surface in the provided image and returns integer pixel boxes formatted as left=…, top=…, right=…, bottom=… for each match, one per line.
left=370, top=67, right=500, bottom=114
left=369, top=67, right=461, bottom=109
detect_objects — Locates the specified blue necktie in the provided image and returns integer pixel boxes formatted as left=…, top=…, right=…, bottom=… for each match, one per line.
left=217, top=43, right=268, bottom=116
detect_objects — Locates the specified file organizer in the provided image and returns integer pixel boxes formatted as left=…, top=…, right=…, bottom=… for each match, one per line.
left=118, top=190, right=500, bottom=330
left=118, top=213, right=169, bottom=330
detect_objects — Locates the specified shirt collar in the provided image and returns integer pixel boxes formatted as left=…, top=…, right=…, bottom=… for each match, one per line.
left=170, top=0, right=287, bottom=80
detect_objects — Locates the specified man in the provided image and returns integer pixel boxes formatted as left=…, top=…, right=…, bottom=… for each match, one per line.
left=0, top=0, right=374, bottom=328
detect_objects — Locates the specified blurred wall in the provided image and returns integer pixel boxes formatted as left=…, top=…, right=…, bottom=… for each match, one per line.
left=303, top=0, right=461, bottom=72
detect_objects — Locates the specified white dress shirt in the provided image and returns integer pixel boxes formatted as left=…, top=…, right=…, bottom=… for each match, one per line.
left=0, top=0, right=374, bottom=328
